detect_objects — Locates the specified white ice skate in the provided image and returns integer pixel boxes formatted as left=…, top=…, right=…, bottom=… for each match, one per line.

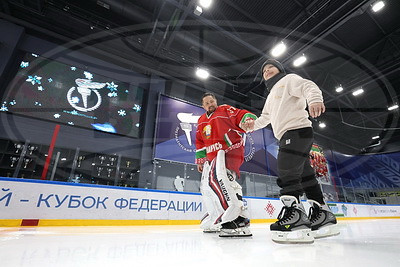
left=271, top=228, right=314, bottom=244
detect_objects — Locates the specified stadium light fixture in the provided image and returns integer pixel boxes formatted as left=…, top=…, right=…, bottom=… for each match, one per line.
left=270, top=42, right=287, bottom=57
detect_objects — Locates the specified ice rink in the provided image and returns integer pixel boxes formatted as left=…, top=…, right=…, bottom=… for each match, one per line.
left=1, top=219, right=399, bottom=267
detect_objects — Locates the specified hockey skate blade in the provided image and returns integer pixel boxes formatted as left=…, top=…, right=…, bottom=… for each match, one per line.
left=271, top=229, right=314, bottom=244
left=219, top=228, right=252, bottom=238
left=312, top=225, right=340, bottom=239
left=203, top=229, right=220, bottom=233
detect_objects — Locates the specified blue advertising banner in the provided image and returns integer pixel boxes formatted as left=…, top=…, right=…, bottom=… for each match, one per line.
left=326, top=151, right=400, bottom=189
left=154, top=95, right=270, bottom=175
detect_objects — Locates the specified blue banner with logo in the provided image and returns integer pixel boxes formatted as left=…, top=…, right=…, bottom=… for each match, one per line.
left=154, top=95, right=270, bottom=175
left=325, top=151, right=400, bottom=189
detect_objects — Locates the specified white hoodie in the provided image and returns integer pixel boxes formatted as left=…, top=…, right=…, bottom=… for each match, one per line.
left=253, top=73, right=324, bottom=140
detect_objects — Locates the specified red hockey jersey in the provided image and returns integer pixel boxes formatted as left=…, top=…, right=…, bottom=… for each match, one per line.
left=195, top=104, right=256, bottom=176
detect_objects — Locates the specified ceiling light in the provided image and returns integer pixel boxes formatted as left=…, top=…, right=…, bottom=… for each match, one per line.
left=196, top=68, right=210, bottom=79
left=319, top=122, right=326, bottom=128
left=372, top=136, right=379, bottom=140
left=199, top=0, right=212, bottom=8
left=388, top=104, right=399, bottom=111
left=352, top=88, right=364, bottom=96
left=194, top=5, right=203, bottom=16
left=372, top=1, right=385, bottom=12
left=270, top=42, right=287, bottom=57
left=335, top=86, right=343, bottom=93
left=293, top=55, right=307, bottom=67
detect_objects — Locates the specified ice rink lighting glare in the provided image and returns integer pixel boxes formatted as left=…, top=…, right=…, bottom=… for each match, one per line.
left=196, top=68, right=210, bottom=79
left=352, top=88, right=364, bottom=96
left=293, top=55, right=307, bottom=67
left=335, top=86, right=343, bottom=93
left=372, top=136, right=380, bottom=140
left=372, top=1, right=385, bottom=12
left=199, top=0, right=212, bottom=8
left=388, top=104, right=399, bottom=111
left=319, top=122, right=326, bottom=128
left=270, top=42, right=286, bottom=57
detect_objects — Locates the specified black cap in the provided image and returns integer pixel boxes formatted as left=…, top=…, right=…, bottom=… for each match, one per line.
left=261, top=59, right=286, bottom=78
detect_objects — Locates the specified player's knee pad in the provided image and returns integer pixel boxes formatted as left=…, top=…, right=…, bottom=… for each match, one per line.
left=215, top=150, right=244, bottom=223
left=200, top=160, right=224, bottom=229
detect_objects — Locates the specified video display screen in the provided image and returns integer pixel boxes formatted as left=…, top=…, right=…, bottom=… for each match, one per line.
left=1, top=52, right=143, bottom=138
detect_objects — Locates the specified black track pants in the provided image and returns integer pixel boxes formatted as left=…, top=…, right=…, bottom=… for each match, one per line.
left=277, top=127, right=323, bottom=203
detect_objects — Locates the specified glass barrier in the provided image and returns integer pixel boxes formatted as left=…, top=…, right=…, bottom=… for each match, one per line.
left=0, top=138, right=140, bottom=187
left=1, top=138, right=399, bottom=205
left=151, top=159, right=400, bottom=205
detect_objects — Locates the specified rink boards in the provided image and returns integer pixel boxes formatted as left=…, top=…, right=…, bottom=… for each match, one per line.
left=1, top=177, right=400, bottom=227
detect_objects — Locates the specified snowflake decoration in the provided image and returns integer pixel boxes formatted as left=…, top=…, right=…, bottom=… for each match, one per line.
left=34, top=102, right=42, bottom=106
left=71, top=96, right=80, bottom=104
left=68, top=122, right=74, bottom=125
left=135, top=123, right=140, bottom=127
left=9, top=100, right=16, bottom=106
left=108, top=92, right=118, bottom=98
left=118, top=109, right=126, bottom=116
left=38, top=86, right=44, bottom=91
left=106, top=82, right=118, bottom=91
left=48, top=78, right=53, bottom=83
left=0, top=103, right=8, bottom=112
left=31, top=53, right=39, bottom=57
left=84, top=71, right=93, bottom=80
left=71, top=66, right=77, bottom=71
left=132, top=104, right=141, bottom=112
left=26, top=75, right=42, bottom=85
left=54, top=113, right=61, bottom=118
left=71, top=176, right=81, bottom=183
left=20, top=61, right=29, bottom=68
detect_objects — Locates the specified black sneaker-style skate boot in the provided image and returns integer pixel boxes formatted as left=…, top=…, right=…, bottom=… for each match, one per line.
left=308, top=200, right=340, bottom=238
left=270, top=195, right=314, bottom=244
left=219, top=216, right=252, bottom=237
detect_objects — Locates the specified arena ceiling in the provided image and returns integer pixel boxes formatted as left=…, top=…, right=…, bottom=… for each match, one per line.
left=1, top=0, right=400, bottom=155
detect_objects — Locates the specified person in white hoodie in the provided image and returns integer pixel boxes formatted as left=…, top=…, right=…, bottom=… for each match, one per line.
left=243, top=59, right=339, bottom=243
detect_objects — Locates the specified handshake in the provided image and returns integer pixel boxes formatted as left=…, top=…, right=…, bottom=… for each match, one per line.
left=240, top=118, right=255, bottom=132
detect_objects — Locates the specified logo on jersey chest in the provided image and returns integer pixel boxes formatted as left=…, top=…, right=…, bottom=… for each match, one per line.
left=203, top=125, right=212, bottom=139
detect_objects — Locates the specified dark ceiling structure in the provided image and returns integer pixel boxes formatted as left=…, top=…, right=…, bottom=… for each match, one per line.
left=1, top=0, right=400, bottom=155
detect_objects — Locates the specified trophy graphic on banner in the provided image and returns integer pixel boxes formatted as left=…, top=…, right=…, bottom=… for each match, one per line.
left=177, top=113, right=200, bottom=146
left=67, top=78, right=106, bottom=112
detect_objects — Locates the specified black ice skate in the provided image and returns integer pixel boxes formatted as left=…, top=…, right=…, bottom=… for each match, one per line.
left=219, top=216, right=252, bottom=237
left=308, top=200, right=340, bottom=238
left=270, top=195, right=314, bottom=244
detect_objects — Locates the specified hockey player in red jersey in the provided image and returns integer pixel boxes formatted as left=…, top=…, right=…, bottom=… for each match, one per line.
left=195, top=92, right=256, bottom=237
